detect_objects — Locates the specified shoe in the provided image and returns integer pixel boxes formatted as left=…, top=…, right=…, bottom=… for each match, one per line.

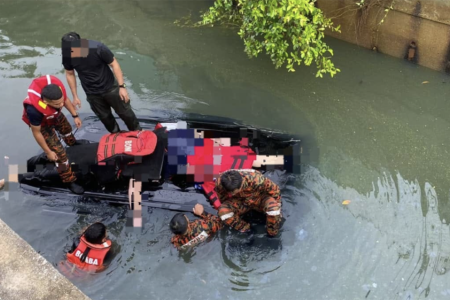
left=67, top=182, right=84, bottom=195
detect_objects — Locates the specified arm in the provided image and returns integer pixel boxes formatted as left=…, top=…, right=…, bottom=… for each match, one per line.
left=199, top=212, right=223, bottom=234
left=64, top=96, right=77, bottom=116
left=193, top=204, right=223, bottom=234
left=254, top=172, right=281, bottom=200
left=109, top=57, right=130, bottom=103
left=30, top=125, right=53, bottom=155
left=65, top=69, right=82, bottom=109
left=63, top=99, right=82, bottom=128
left=109, top=58, right=125, bottom=86
left=65, top=69, right=78, bottom=100
left=68, top=236, right=81, bottom=254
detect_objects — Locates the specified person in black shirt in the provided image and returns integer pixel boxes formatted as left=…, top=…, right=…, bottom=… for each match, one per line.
left=61, top=32, right=141, bottom=133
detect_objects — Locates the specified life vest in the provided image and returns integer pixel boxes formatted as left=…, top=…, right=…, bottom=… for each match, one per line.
left=97, top=130, right=158, bottom=164
left=201, top=181, right=221, bottom=210
left=21, top=75, right=67, bottom=127
left=66, top=235, right=111, bottom=271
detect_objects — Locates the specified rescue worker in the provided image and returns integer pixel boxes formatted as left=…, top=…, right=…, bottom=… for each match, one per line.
left=61, top=32, right=142, bottom=133
left=170, top=203, right=223, bottom=250
left=216, top=169, right=282, bottom=237
left=22, top=75, right=84, bottom=194
left=64, top=222, right=112, bottom=273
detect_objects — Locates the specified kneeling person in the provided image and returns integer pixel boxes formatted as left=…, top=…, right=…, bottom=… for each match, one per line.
left=216, top=170, right=282, bottom=237
left=170, top=204, right=223, bottom=250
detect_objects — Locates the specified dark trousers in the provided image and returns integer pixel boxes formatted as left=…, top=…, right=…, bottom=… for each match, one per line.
left=86, top=84, right=141, bottom=133
left=41, top=113, right=77, bottom=183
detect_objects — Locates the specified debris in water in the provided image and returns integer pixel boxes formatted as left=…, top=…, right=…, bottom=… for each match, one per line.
left=422, top=81, right=429, bottom=84
left=342, top=200, right=351, bottom=205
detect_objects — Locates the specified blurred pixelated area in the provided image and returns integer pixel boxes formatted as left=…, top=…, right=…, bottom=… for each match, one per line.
left=167, top=128, right=300, bottom=183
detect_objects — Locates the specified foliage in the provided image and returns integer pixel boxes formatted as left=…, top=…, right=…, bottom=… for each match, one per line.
left=177, top=0, right=341, bottom=78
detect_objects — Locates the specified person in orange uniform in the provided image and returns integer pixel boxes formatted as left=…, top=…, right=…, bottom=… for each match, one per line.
left=170, top=204, right=223, bottom=250
left=22, top=75, right=84, bottom=194
left=216, top=169, right=282, bottom=237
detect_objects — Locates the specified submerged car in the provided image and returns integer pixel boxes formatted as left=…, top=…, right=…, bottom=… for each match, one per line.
left=18, top=110, right=302, bottom=214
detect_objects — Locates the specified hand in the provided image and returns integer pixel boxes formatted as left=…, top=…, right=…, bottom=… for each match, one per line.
left=46, top=151, right=58, bottom=162
left=74, top=117, right=82, bottom=128
left=119, top=88, right=130, bottom=103
left=72, top=96, right=81, bottom=110
left=193, top=203, right=204, bottom=216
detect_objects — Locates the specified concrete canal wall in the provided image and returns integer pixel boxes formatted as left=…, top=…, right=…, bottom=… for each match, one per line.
left=317, top=0, right=450, bottom=72
left=0, top=218, right=92, bottom=300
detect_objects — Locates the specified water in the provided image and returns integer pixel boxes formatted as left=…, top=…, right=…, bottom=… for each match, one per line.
left=1, top=1, right=450, bottom=299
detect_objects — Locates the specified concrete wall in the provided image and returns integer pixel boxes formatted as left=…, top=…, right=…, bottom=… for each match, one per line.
left=317, top=0, right=450, bottom=72
left=0, top=218, right=92, bottom=300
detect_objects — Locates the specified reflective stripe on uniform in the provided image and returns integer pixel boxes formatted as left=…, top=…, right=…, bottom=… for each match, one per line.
left=181, top=231, right=209, bottom=248
left=266, top=210, right=281, bottom=216
left=28, top=89, right=41, bottom=98
left=220, top=212, right=234, bottom=221
left=221, top=169, right=255, bottom=174
left=46, top=74, right=51, bottom=85
left=55, top=160, right=69, bottom=167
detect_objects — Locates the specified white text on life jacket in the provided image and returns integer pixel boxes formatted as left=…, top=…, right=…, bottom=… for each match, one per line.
left=125, top=140, right=132, bottom=152
left=75, top=250, right=99, bottom=265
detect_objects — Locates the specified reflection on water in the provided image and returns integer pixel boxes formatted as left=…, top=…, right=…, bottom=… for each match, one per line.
left=2, top=1, right=450, bottom=299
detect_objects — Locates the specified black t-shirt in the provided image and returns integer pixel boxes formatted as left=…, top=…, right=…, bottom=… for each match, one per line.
left=26, top=105, right=44, bottom=126
left=63, top=40, right=116, bottom=95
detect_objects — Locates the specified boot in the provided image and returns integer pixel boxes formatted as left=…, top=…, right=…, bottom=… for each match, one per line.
left=67, top=181, right=84, bottom=195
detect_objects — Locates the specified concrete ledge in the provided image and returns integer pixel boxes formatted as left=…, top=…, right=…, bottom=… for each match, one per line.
left=0, top=218, right=91, bottom=300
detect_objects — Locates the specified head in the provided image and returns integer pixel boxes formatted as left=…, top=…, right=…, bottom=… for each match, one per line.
left=84, top=222, right=107, bottom=244
left=61, top=32, right=88, bottom=58
left=170, top=213, right=189, bottom=235
left=41, top=84, right=64, bottom=109
left=220, top=170, right=243, bottom=194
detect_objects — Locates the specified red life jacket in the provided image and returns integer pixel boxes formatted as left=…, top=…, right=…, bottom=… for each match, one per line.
left=66, top=235, right=112, bottom=271
left=202, top=181, right=221, bottom=210
left=21, top=75, right=68, bottom=127
left=97, top=130, right=158, bottom=164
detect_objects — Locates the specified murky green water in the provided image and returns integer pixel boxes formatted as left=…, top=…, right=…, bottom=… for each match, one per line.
left=2, top=1, right=450, bottom=299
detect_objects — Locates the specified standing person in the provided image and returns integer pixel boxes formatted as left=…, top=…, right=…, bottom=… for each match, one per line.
left=215, top=170, right=282, bottom=237
left=61, top=32, right=141, bottom=133
left=21, top=75, right=84, bottom=194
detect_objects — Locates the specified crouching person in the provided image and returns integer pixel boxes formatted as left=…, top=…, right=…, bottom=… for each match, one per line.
left=170, top=204, right=223, bottom=250
left=216, top=170, right=282, bottom=237
left=59, top=222, right=112, bottom=276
